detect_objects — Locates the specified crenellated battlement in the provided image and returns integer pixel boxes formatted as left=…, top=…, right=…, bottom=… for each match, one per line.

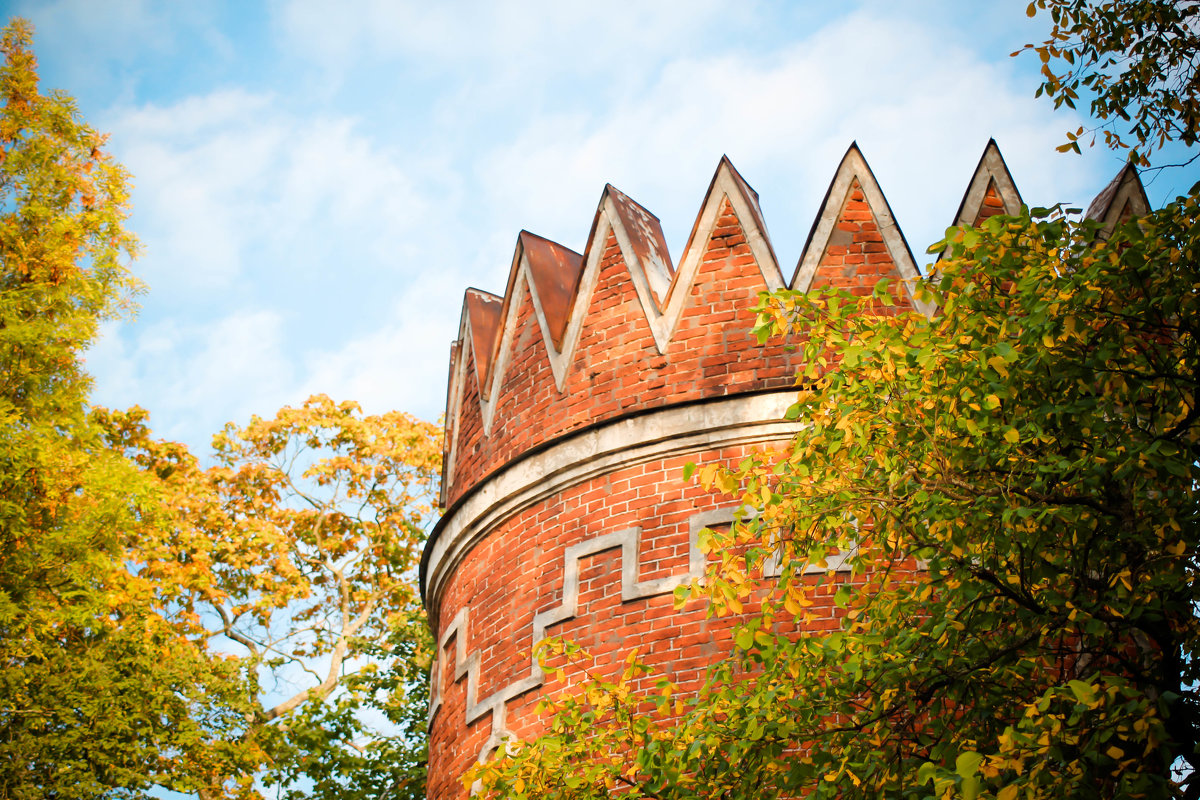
left=433, top=142, right=1030, bottom=517
left=420, top=141, right=1152, bottom=800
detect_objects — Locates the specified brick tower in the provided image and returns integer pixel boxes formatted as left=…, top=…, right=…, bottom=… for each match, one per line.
left=419, top=142, right=1149, bottom=799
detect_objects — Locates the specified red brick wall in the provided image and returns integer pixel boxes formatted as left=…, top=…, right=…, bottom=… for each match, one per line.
left=808, top=179, right=916, bottom=313
left=429, top=444, right=872, bottom=799
left=444, top=197, right=804, bottom=508
left=973, top=181, right=1007, bottom=226
left=424, top=149, right=1019, bottom=798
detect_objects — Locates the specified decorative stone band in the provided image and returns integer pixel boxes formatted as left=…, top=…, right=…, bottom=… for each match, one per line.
left=423, top=390, right=803, bottom=620
left=428, top=508, right=722, bottom=763
left=428, top=503, right=859, bottom=767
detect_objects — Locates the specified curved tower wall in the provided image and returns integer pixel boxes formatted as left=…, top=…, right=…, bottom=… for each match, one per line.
left=420, top=142, right=1145, bottom=799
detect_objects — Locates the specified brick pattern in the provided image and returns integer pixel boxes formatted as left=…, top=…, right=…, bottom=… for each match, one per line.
left=808, top=178, right=914, bottom=312
left=972, top=181, right=1007, bottom=226
left=427, top=147, right=1147, bottom=800
left=430, top=168, right=912, bottom=799
left=425, top=150, right=1159, bottom=800
left=427, top=511, right=712, bottom=763
left=445, top=196, right=804, bottom=507
left=427, top=444, right=880, bottom=799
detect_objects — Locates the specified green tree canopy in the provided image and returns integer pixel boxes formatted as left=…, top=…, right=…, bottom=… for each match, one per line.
left=474, top=178, right=1200, bottom=800
left=104, top=396, right=442, bottom=800
left=0, top=20, right=443, bottom=800
left=1021, top=0, right=1200, bottom=165
left=0, top=16, right=251, bottom=799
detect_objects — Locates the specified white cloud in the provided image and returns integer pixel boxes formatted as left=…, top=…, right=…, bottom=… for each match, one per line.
left=87, top=86, right=476, bottom=449
left=105, top=90, right=441, bottom=293
left=108, top=90, right=285, bottom=288
left=15, top=0, right=230, bottom=104
left=89, top=273, right=461, bottom=451
left=271, top=0, right=731, bottom=77
left=89, top=311, right=295, bottom=450
left=473, top=10, right=1098, bottom=270
left=299, top=272, right=464, bottom=422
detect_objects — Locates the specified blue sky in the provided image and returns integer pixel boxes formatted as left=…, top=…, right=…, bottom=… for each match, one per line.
left=8, top=0, right=1198, bottom=455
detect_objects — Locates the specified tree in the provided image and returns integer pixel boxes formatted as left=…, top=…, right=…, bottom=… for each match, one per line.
left=1019, top=0, right=1200, bottom=165
left=104, top=396, right=441, bottom=800
left=474, top=185, right=1200, bottom=800
left=0, top=17, right=247, bottom=799
left=472, top=5, right=1200, bottom=799
left=0, top=20, right=443, bottom=799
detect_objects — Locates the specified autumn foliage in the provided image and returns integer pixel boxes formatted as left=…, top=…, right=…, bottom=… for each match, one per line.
left=472, top=192, right=1200, bottom=799
left=0, top=20, right=442, bottom=800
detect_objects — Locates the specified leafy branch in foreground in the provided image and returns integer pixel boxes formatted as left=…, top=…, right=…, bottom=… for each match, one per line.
left=472, top=192, right=1200, bottom=799
left=1019, top=0, right=1200, bottom=165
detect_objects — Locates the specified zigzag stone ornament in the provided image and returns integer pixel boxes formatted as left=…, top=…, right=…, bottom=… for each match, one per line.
left=422, top=147, right=1152, bottom=799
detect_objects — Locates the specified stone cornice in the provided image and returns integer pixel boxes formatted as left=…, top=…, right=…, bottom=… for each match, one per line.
left=422, top=390, right=801, bottom=617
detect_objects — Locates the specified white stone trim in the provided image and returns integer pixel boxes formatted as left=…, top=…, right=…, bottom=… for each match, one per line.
left=425, top=391, right=801, bottom=617
left=652, top=165, right=785, bottom=340
left=478, top=266, right=521, bottom=435
left=443, top=306, right=474, bottom=500
left=1095, top=168, right=1151, bottom=239
left=429, top=500, right=858, bottom=766
left=953, top=140, right=1022, bottom=228
left=519, top=245, right=573, bottom=394
left=932, top=140, right=1023, bottom=276
left=762, top=541, right=858, bottom=577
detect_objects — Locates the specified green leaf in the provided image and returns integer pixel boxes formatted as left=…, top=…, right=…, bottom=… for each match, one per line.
left=1068, top=679, right=1097, bottom=707
left=955, top=750, right=983, bottom=778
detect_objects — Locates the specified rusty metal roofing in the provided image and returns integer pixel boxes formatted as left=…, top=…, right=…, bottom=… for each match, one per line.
left=605, top=184, right=675, bottom=306
left=1085, top=162, right=1150, bottom=229
left=519, top=231, right=584, bottom=350
left=464, top=288, right=503, bottom=390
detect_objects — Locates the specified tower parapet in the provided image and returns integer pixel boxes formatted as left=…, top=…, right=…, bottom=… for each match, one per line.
left=420, top=141, right=1145, bottom=799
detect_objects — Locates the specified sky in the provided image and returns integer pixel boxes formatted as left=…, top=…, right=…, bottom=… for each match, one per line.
left=7, top=0, right=1198, bottom=456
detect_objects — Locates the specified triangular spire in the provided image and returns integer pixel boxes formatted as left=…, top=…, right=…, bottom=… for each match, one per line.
left=464, top=288, right=502, bottom=390
left=1086, top=162, right=1150, bottom=238
left=437, top=339, right=460, bottom=510
left=604, top=185, right=675, bottom=306
left=935, top=139, right=1024, bottom=265
left=518, top=231, right=583, bottom=350
left=792, top=143, right=930, bottom=316
left=951, top=139, right=1023, bottom=228
left=690, top=155, right=779, bottom=282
